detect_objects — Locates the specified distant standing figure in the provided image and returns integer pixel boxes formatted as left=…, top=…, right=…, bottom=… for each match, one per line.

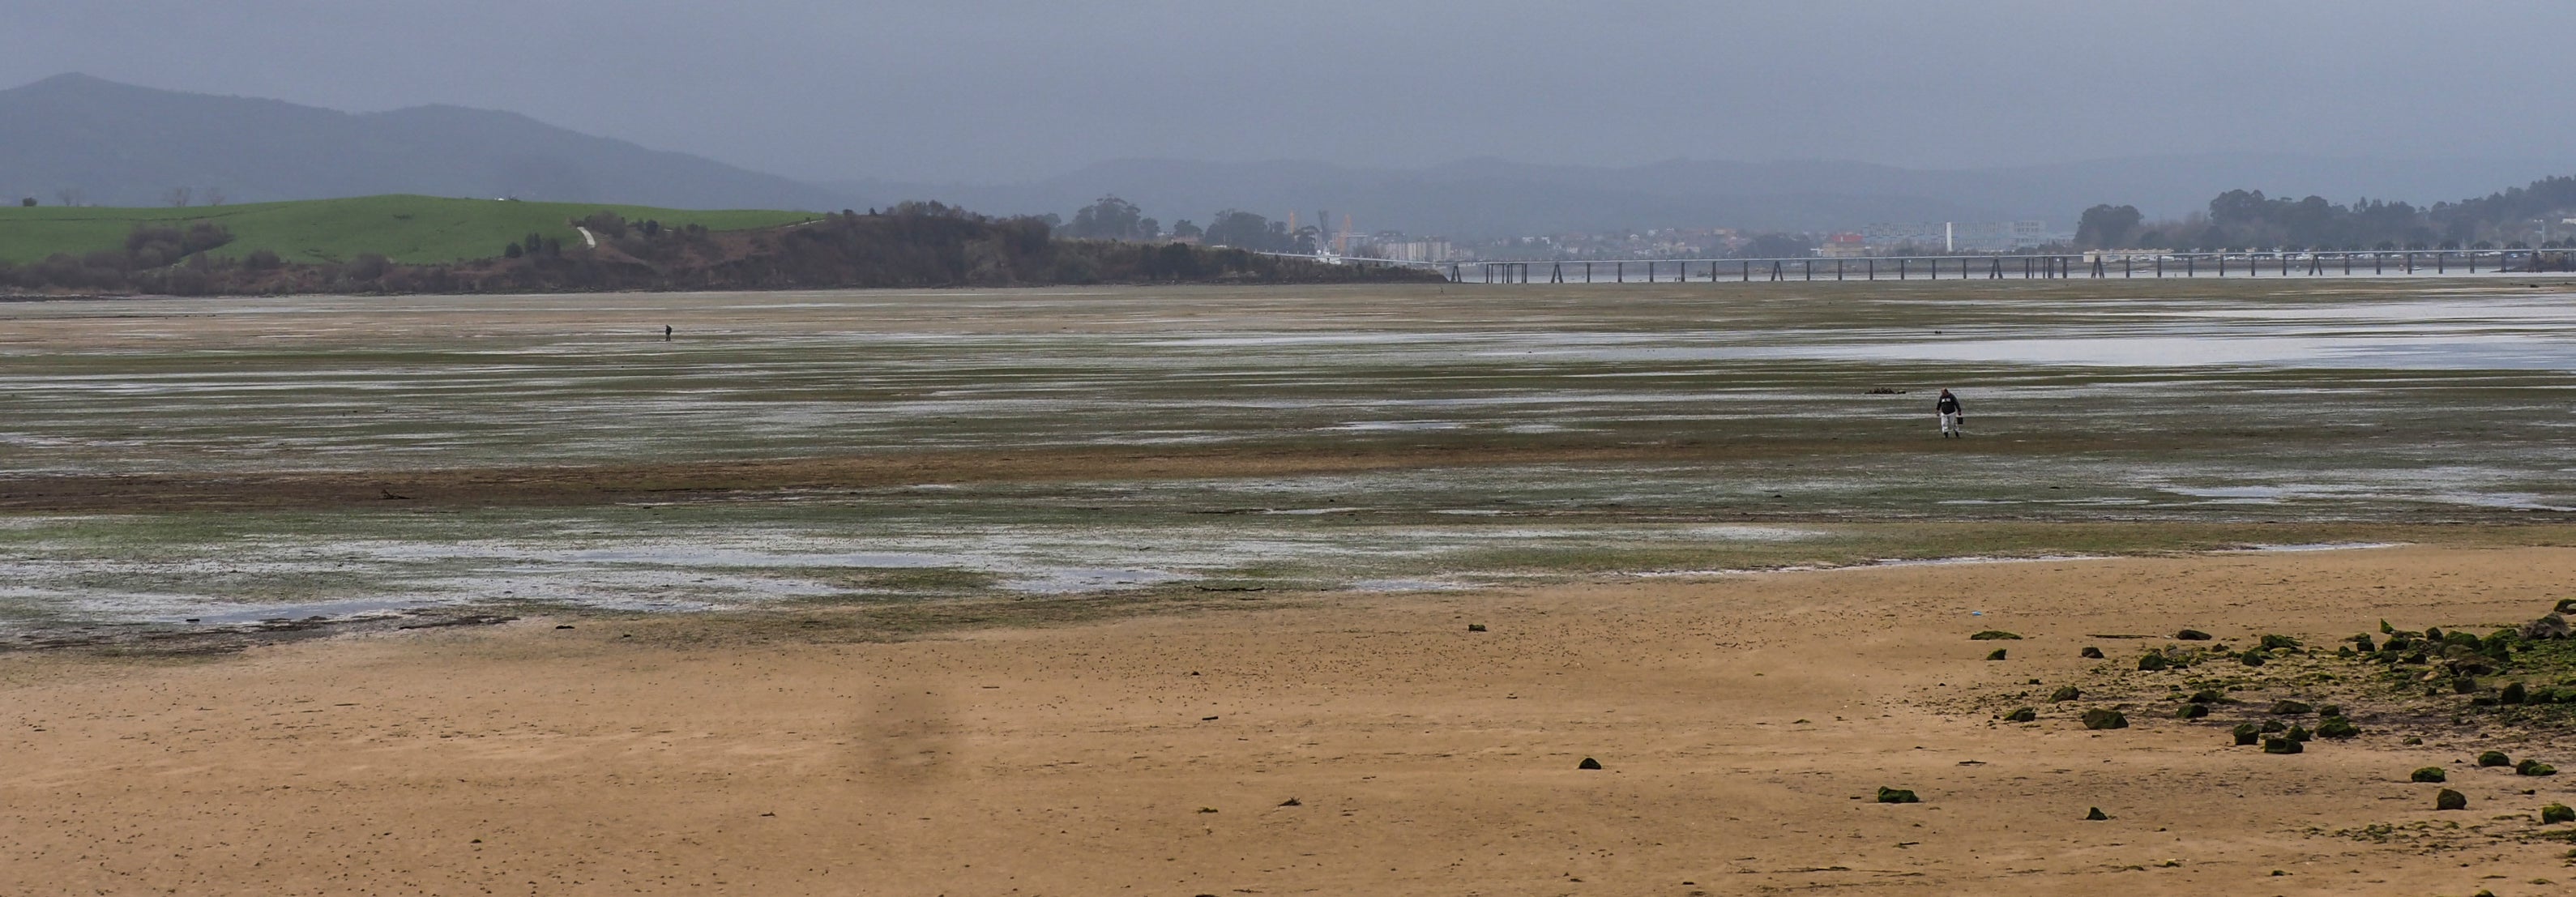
left=1936, top=389, right=1963, bottom=438
left=664, top=325, right=673, bottom=342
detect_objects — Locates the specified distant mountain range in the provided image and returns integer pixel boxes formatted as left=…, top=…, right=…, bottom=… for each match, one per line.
left=5, top=74, right=2566, bottom=239
left=0, top=74, right=831, bottom=210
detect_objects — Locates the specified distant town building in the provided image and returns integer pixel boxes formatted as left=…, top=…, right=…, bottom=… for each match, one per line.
left=1861, top=220, right=2053, bottom=253
left=1818, top=233, right=1869, bottom=258
left=1368, top=239, right=1456, bottom=263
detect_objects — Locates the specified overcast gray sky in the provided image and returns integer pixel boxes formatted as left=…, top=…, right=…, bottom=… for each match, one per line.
left=9, top=1, right=2574, bottom=183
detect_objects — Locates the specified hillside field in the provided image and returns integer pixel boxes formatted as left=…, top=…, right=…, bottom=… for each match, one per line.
left=0, top=194, right=816, bottom=265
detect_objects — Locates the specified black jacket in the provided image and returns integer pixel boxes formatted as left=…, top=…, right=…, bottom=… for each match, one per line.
left=1936, top=395, right=1961, bottom=415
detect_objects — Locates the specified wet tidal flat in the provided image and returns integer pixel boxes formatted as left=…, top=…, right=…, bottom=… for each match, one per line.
left=2, top=279, right=2574, bottom=633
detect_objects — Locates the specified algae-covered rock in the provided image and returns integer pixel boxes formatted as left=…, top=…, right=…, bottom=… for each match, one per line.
left=2049, top=686, right=2081, bottom=703
left=1876, top=787, right=1920, bottom=804
left=2233, top=723, right=2260, bottom=745
left=2543, top=803, right=2575, bottom=824
left=2081, top=708, right=2129, bottom=730
left=1970, top=630, right=2022, bottom=641
left=2138, top=653, right=2170, bottom=672
left=2176, top=629, right=2213, bottom=641
left=2002, top=707, right=2037, bottom=723
left=2270, top=700, right=2313, bottom=715
left=2262, top=736, right=2303, bottom=754
left=2478, top=750, right=2513, bottom=767
left=2517, top=759, right=2557, bottom=776
left=2259, top=634, right=2302, bottom=651
left=2286, top=724, right=2312, bottom=742
left=2436, top=788, right=2467, bottom=810
left=2410, top=767, right=2447, bottom=783
left=2188, top=689, right=2222, bottom=704
left=2239, top=651, right=2266, bottom=667
left=2501, top=681, right=2528, bottom=704
left=2315, top=716, right=2360, bottom=739
left=2526, top=613, right=2571, bottom=640
left=2260, top=720, right=2287, bottom=733
left=1985, top=647, right=2008, bottom=661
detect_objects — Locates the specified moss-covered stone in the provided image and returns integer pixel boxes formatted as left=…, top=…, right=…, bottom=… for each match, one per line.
left=2262, top=736, right=2303, bottom=754
left=2049, top=686, right=2081, bottom=703
left=2260, top=720, right=2286, bottom=733
left=1876, top=787, right=1920, bottom=804
left=2081, top=708, right=2129, bottom=730
left=2138, top=653, right=2169, bottom=672
left=2517, top=759, right=2557, bottom=776
left=2478, top=750, right=2513, bottom=767
left=2178, top=703, right=2210, bottom=719
left=2259, top=634, right=2302, bottom=651
left=2410, top=767, right=2447, bottom=783
left=2176, top=629, right=2213, bottom=641
left=2315, top=716, right=2360, bottom=739
left=2188, top=689, right=2223, bottom=704
left=1985, top=647, right=2008, bottom=661
left=2239, top=651, right=2266, bottom=667
left=2232, top=723, right=2261, bottom=745
left=2436, top=788, right=2467, bottom=810
left=2002, top=707, right=2036, bottom=723
left=2286, top=724, right=2312, bottom=742
left=2543, top=803, right=2575, bottom=824
left=2501, top=681, right=2528, bottom=704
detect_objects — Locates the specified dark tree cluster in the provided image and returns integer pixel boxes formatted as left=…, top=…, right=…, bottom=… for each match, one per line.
left=2095, top=173, right=2576, bottom=251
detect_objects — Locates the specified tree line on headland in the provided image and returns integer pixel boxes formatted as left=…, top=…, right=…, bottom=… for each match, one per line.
left=0, top=201, right=1438, bottom=297
left=2076, top=174, right=2576, bottom=252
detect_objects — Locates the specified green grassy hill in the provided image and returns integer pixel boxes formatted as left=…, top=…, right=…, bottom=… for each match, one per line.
left=0, top=194, right=816, bottom=265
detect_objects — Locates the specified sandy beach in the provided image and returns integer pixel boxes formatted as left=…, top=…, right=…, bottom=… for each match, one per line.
left=6, top=544, right=2572, bottom=895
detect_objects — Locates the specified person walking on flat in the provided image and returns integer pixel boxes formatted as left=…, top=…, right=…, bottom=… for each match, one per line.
left=1936, top=389, right=1964, bottom=438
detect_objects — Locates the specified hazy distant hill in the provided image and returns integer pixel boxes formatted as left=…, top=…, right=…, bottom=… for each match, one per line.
left=9, top=74, right=2563, bottom=241
left=831, top=155, right=2575, bottom=239
left=0, top=74, right=832, bottom=210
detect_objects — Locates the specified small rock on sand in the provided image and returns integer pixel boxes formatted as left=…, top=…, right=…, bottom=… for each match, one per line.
left=1875, top=787, right=1920, bottom=804
left=2079, top=646, right=2104, bottom=659
left=2175, top=629, right=2212, bottom=641
left=2081, top=708, right=2128, bottom=730
left=1577, top=757, right=1602, bottom=770
left=2084, top=807, right=2108, bottom=821
left=2436, top=788, right=2467, bottom=810
left=2410, top=767, right=2446, bottom=783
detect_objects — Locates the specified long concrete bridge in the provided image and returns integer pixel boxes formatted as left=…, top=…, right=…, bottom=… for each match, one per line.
left=1344, top=250, right=2574, bottom=284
